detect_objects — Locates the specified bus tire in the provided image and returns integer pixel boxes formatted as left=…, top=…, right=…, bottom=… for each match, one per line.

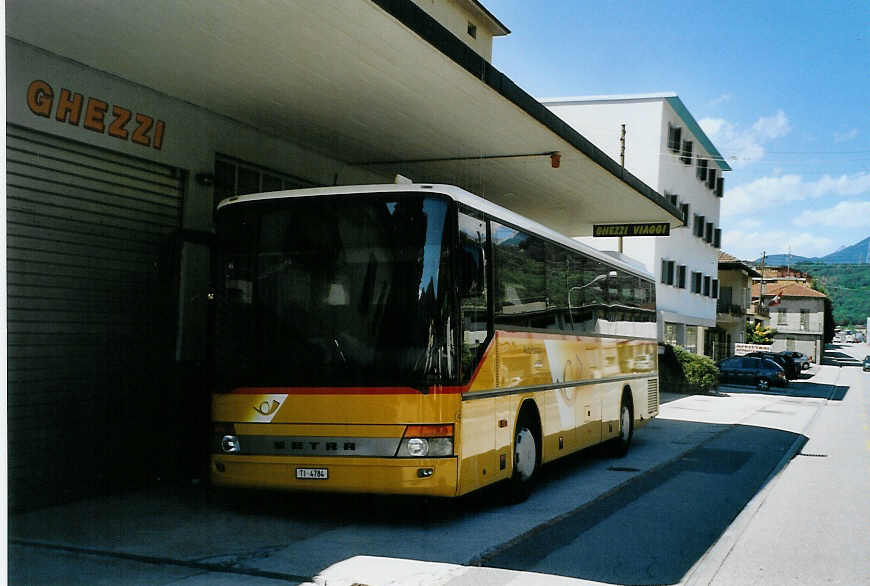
left=610, top=390, right=634, bottom=457
left=507, top=407, right=540, bottom=503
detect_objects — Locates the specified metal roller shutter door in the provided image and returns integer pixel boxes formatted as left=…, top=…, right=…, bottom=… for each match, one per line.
left=6, top=124, right=185, bottom=509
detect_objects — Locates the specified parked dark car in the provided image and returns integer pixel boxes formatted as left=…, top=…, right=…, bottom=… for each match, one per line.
left=863, top=355, right=870, bottom=372
left=745, top=351, right=800, bottom=379
left=717, top=356, right=788, bottom=391
left=781, top=351, right=811, bottom=370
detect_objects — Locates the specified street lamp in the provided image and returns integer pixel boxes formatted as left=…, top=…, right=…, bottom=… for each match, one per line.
left=568, top=271, right=617, bottom=330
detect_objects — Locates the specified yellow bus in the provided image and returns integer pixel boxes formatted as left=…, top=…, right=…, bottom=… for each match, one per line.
left=211, top=183, right=659, bottom=499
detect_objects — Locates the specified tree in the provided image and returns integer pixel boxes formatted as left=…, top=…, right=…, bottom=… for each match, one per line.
left=672, top=345, right=719, bottom=393
left=745, top=321, right=776, bottom=344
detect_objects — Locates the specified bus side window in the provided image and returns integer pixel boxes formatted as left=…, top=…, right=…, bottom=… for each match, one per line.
left=458, top=213, right=489, bottom=382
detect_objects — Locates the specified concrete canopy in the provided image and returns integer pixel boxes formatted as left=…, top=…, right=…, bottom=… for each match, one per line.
left=6, top=0, right=683, bottom=237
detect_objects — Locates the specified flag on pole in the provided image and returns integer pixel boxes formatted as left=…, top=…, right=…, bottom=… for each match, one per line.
left=768, top=294, right=781, bottom=307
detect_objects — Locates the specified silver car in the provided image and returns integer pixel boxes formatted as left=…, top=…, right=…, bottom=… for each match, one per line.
left=782, top=351, right=811, bottom=370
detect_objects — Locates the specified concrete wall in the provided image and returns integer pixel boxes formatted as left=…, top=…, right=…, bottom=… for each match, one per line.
left=410, top=0, right=496, bottom=60
left=770, top=298, right=826, bottom=335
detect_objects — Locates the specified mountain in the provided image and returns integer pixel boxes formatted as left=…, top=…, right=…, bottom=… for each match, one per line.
left=819, top=236, right=870, bottom=264
left=753, top=253, right=812, bottom=265
left=753, top=235, right=870, bottom=265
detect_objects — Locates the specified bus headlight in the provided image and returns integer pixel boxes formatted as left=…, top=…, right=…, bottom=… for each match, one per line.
left=221, top=435, right=241, bottom=453
left=396, top=424, right=454, bottom=457
left=407, top=438, right=428, bottom=457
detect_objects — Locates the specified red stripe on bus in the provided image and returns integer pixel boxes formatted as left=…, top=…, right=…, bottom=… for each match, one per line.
left=230, top=386, right=465, bottom=395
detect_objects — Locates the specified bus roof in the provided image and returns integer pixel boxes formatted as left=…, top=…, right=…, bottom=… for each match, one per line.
left=217, top=183, right=655, bottom=281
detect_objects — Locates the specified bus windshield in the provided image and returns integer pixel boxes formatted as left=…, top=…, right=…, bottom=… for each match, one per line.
left=213, top=193, right=454, bottom=392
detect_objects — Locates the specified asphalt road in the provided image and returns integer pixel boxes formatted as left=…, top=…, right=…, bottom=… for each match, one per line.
left=9, top=347, right=866, bottom=585
left=687, top=342, right=870, bottom=586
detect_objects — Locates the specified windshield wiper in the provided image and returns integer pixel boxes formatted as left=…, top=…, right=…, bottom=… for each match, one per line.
left=332, top=338, right=347, bottom=364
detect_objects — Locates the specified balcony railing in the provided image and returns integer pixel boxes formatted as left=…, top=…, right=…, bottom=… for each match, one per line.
left=750, top=302, right=770, bottom=317
left=717, top=301, right=747, bottom=316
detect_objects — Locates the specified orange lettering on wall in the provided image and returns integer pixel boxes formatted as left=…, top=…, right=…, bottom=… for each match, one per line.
left=152, top=120, right=166, bottom=150
left=131, top=113, right=153, bottom=146
left=26, top=80, right=167, bottom=150
left=108, top=105, right=131, bottom=139
left=83, top=98, right=109, bottom=133
left=55, top=88, right=84, bottom=125
left=27, top=80, right=53, bottom=117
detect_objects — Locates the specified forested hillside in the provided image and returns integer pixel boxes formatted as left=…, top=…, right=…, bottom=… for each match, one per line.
left=796, top=262, right=870, bottom=325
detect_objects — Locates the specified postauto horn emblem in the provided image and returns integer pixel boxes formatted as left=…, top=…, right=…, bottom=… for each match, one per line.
left=253, top=399, right=280, bottom=416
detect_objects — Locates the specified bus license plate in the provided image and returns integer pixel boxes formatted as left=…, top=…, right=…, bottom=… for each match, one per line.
left=296, top=468, right=328, bottom=480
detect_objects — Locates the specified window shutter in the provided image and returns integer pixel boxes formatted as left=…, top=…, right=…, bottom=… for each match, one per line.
left=681, top=140, right=693, bottom=164
left=707, top=168, right=717, bottom=189
left=696, top=159, right=708, bottom=181
left=713, top=228, right=722, bottom=248
left=715, top=177, right=724, bottom=197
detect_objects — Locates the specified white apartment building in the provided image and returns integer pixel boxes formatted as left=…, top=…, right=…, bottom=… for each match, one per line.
left=541, top=93, right=730, bottom=354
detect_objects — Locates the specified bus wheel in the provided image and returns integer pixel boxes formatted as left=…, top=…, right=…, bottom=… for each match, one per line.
left=610, top=392, right=634, bottom=457
left=508, top=413, right=539, bottom=502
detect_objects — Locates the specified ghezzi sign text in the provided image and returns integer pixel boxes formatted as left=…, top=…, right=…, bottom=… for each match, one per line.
left=26, top=80, right=166, bottom=150
left=593, top=223, right=670, bottom=237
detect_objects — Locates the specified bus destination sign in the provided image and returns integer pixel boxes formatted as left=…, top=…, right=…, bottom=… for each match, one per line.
left=593, top=222, right=670, bottom=237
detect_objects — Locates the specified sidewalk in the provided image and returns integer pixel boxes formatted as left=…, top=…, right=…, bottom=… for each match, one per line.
left=9, top=375, right=837, bottom=586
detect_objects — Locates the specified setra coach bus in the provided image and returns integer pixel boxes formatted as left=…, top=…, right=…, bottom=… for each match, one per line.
left=210, top=183, right=659, bottom=499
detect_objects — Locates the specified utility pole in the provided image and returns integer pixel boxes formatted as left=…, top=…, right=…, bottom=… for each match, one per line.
left=618, top=123, right=626, bottom=254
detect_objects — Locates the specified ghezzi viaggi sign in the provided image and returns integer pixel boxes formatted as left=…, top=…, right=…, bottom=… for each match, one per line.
left=592, top=222, right=670, bottom=237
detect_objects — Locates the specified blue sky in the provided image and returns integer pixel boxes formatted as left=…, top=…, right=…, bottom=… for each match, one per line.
left=488, top=0, right=870, bottom=261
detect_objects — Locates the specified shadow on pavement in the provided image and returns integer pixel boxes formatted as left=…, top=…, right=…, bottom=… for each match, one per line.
left=719, top=380, right=848, bottom=401
left=822, top=350, right=864, bottom=368
left=9, top=418, right=805, bottom=586
left=480, top=424, right=806, bottom=585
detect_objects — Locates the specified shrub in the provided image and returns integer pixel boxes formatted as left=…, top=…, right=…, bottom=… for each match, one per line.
left=672, top=345, right=719, bottom=393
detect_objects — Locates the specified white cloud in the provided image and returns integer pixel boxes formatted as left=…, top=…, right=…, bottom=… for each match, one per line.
left=707, top=93, right=732, bottom=107
left=833, top=128, right=859, bottom=143
left=793, top=200, right=870, bottom=228
left=751, top=110, right=791, bottom=140
left=699, top=110, right=791, bottom=169
left=722, top=229, right=834, bottom=260
left=721, top=171, right=870, bottom=218
left=737, top=218, right=763, bottom=230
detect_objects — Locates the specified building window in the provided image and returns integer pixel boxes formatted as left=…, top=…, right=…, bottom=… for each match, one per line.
left=680, top=203, right=690, bottom=223
left=705, top=222, right=714, bottom=243
left=677, top=265, right=687, bottom=288
left=703, top=275, right=711, bottom=296
left=692, top=271, right=702, bottom=294
left=777, top=309, right=788, bottom=325
left=712, top=279, right=719, bottom=299
left=707, top=168, right=717, bottom=190
left=664, top=322, right=678, bottom=345
left=800, top=309, right=810, bottom=331
left=715, top=176, right=724, bottom=197
left=694, top=215, right=706, bottom=238
left=661, top=259, right=675, bottom=285
left=685, top=325, right=698, bottom=353
left=467, top=22, right=477, bottom=38
left=666, top=192, right=679, bottom=207
left=786, top=337, right=796, bottom=351
left=713, top=228, right=722, bottom=248
left=668, top=125, right=682, bottom=152
left=681, top=140, right=693, bottom=164
left=696, top=158, right=708, bottom=181
left=214, top=155, right=316, bottom=210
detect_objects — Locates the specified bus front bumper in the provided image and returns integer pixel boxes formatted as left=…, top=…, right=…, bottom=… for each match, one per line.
left=210, top=455, right=458, bottom=497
